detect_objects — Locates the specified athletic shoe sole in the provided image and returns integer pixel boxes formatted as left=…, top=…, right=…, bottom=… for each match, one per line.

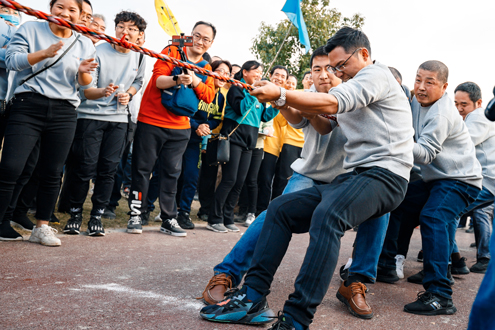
left=451, top=267, right=470, bottom=275
left=63, top=229, right=80, bottom=235
left=200, top=307, right=275, bottom=324
left=206, top=224, right=228, bottom=233
left=0, top=236, right=23, bottom=241
left=160, top=227, right=187, bottom=237
left=127, top=228, right=142, bottom=234
left=336, top=291, right=373, bottom=319
left=404, top=305, right=457, bottom=315
left=28, top=238, right=61, bottom=247
left=227, top=228, right=240, bottom=232
left=88, top=231, right=105, bottom=236
left=10, top=221, right=33, bottom=232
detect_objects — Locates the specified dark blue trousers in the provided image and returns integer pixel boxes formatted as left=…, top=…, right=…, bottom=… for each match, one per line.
left=177, top=141, right=201, bottom=214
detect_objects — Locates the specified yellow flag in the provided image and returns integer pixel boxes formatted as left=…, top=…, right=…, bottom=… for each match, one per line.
left=155, top=0, right=182, bottom=36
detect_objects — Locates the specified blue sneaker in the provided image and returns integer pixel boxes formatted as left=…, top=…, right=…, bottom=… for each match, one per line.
left=200, top=286, right=275, bottom=324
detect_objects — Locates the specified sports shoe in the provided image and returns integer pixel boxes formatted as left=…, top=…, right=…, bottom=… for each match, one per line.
left=336, top=281, right=373, bottom=319
left=417, top=250, right=424, bottom=262
left=161, top=219, right=187, bottom=237
left=177, top=212, right=195, bottom=229
left=127, top=215, right=142, bottom=234
left=154, top=212, right=162, bottom=222
left=199, top=286, right=275, bottom=324
left=267, top=311, right=305, bottom=330
left=197, top=212, right=209, bottom=222
left=244, top=213, right=256, bottom=227
left=339, top=265, right=349, bottom=282
left=470, top=258, right=489, bottom=274
left=207, top=223, right=228, bottom=233
left=11, top=209, right=34, bottom=231
left=226, top=224, right=240, bottom=232
left=49, top=213, right=60, bottom=226
left=201, top=273, right=233, bottom=305
left=407, top=268, right=455, bottom=286
left=0, top=221, right=23, bottom=241
left=404, top=291, right=457, bottom=315
left=141, top=211, right=150, bottom=226
left=234, top=212, right=247, bottom=223
left=64, top=211, right=82, bottom=235
left=87, top=215, right=105, bottom=236
left=451, top=257, right=470, bottom=275
left=29, top=224, right=61, bottom=246
left=395, top=255, right=406, bottom=279
left=376, top=266, right=399, bottom=283
left=102, top=207, right=116, bottom=220
left=470, top=242, right=476, bottom=248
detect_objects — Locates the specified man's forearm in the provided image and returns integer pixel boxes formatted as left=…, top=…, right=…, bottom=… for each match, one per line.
left=286, top=90, right=339, bottom=115
left=278, top=106, right=303, bottom=125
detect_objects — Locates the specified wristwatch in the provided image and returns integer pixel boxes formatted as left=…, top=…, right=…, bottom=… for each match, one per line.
left=127, top=92, right=133, bottom=102
left=173, top=75, right=179, bottom=85
left=273, top=87, right=287, bottom=107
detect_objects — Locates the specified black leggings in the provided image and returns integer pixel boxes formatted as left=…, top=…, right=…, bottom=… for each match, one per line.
left=238, top=148, right=264, bottom=214
left=209, top=143, right=252, bottom=225
left=0, top=93, right=76, bottom=221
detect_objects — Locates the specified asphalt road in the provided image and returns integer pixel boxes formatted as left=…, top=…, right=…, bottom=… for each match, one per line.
left=0, top=223, right=482, bottom=329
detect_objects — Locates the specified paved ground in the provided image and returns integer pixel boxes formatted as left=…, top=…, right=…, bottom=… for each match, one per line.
left=0, top=222, right=482, bottom=330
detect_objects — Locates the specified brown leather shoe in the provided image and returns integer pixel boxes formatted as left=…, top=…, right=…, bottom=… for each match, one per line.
left=201, top=273, right=233, bottom=305
left=336, top=281, right=373, bottom=319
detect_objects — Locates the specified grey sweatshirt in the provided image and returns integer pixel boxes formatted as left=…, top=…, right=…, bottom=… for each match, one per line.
left=6, top=21, right=95, bottom=108
left=465, top=107, right=495, bottom=193
left=329, top=61, right=414, bottom=181
left=78, top=43, right=146, bottom=123
left=0, top=20, right=16, bottom=101
left=411, top=93, right=482, bottom=188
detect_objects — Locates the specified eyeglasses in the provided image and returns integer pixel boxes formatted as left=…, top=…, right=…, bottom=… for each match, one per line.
left=327, top=48, right=362, bottom=74
left=214, top=69, right=230, bottom=77
left=90, top=21, right=106, bottom=32
left=193, top=33, right=212, bottom=45
left=116, top=25, right=139, bottom=33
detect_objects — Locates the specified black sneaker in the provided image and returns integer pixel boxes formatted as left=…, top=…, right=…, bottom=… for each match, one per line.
left=102, top=207, right=116, bottom=220
left=49, top=213, right=60, bottom=226
left=64, top=211, right=82, bottom=235
left=177, top=212, right=194, bottom=229
left=376, top=266, right=399, bottom=283
left=470, top=258, right=489, bottom=274
left=87, top=215, right=105, bottom=236
left=407, top=268, right=455, bottom=286
left=339, top=265, right=349, bottom=282
left=451, top=257, right=470, bottom=275
left=11, top=209, right=34, bottom=231
left=199, top=286, right=275, bottom=324
left=0, top=221, right=23, bottom=241
left=404, top=291, right=457, bottom=315
left=127, top=215, right=142, bottom=234
left=141, top=211, right=150, bottom=226
left=267, top=311, right=305, bottom=330
left=470, top=242, right=476, bottom=248
left=417, top=250, right=424, bottom=262
left=160, top=219, right=187, bottom=237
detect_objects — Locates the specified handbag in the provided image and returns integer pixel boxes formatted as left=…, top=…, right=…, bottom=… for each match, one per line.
left=161, top=47, right=208, bottom=117
left=208, top=108, right=252, bottom=166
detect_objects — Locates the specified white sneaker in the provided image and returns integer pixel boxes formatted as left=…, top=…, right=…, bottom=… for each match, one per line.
left=395, top=254, right=405, bottom=279
left=29, top=225, right=61, bottom=247
left=154, top=213, right=162, bottom=222
left=243, top=213, right=256, bottom=227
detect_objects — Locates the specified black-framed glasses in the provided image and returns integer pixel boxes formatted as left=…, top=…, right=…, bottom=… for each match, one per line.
left=193, top=33, right=212, bottom=45
left=328, top=48, right=363, bottom=74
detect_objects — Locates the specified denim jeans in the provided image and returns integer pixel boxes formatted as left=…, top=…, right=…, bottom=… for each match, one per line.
left=451, top=187, right=493, bottom=260
left=379, top=179, right=479, bottom=300
left=468, top=229, right=495, bottom=329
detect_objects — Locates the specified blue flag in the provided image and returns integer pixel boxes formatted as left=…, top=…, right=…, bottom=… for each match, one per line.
left=281, top=0, right=311, bottom=53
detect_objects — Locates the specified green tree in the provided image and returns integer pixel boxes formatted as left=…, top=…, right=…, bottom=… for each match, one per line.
left=251, top=0, right=364, bottom=88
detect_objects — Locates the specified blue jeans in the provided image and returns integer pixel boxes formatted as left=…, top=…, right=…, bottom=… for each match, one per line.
left=214, top=171, right=390, bottom=286
left=468, top=228, right=495, bottom=329
left=452, top=187, right=493, bottom=260
left=379, top=179, right=479, bottom=299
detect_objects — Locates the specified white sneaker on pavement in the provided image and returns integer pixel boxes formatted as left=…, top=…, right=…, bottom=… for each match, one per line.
left=154, top=213, right=162, bottom=222
left=29, top=224, right=61, bottom=246
left=395, top=254, right=406, bottom=279
left=243, top=213, right=256, bottom=227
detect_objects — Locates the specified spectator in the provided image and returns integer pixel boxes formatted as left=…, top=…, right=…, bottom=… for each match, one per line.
left=285, top=74, right=297, bottom=90
left=79, top=0, right=92, bottom=27
left=0, top=0, right=96, bottom=245
left=207, top=60, right=279, bottom=233
left=302, top=70, right=312, bottom=90
left=127, top=21, right=216, bottom=236
left=88, top=14, right=106, bottom=45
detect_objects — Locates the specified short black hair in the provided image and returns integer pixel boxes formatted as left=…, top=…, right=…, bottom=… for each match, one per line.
left=211, top=60, right=232, bottom=74
left=232, top=64, right=241, bottom=69
left=202, top=52, right=212, bottom=63
left=288, top=74, right=297, bottom=81
left=324, top=26, right=371, bottom=57
left=388, top=67, right=402, bottom=84
left=114, top=11, right=147, bottom=32
left=310, top=46, right=328, bottom=68
left=193, top=21, right=217, bottom=40
left=418, top=60, right=449, bottom=84
left=455, top=82, right=482, bottom=104
left=83, top=0, right=92, bottom=9
left=303, top=71, right=311, bottom=79
left=269, top=65, right=288, bottom=77
left=234, top=60, right=262, bottom=81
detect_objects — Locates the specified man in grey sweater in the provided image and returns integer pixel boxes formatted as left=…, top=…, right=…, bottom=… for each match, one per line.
left=379, top=61, right=482, bottom=316
left=200, top=27, right=414, bottom=330
left=64, top=11, right=147, bottom=236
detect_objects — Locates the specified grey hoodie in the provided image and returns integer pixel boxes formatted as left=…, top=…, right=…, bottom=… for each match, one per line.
left=329, top=61, right=415, bottom=181
left=411, top=93, right=482, bottom=188
left=6, top=21, right=95, bottom=108
left=464, top=107, right=495, bottom=193
left=0, top=19, right=16, bottom=101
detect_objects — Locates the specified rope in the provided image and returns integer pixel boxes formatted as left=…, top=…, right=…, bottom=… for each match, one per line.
left=0, top=0, right=254, bottom=91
